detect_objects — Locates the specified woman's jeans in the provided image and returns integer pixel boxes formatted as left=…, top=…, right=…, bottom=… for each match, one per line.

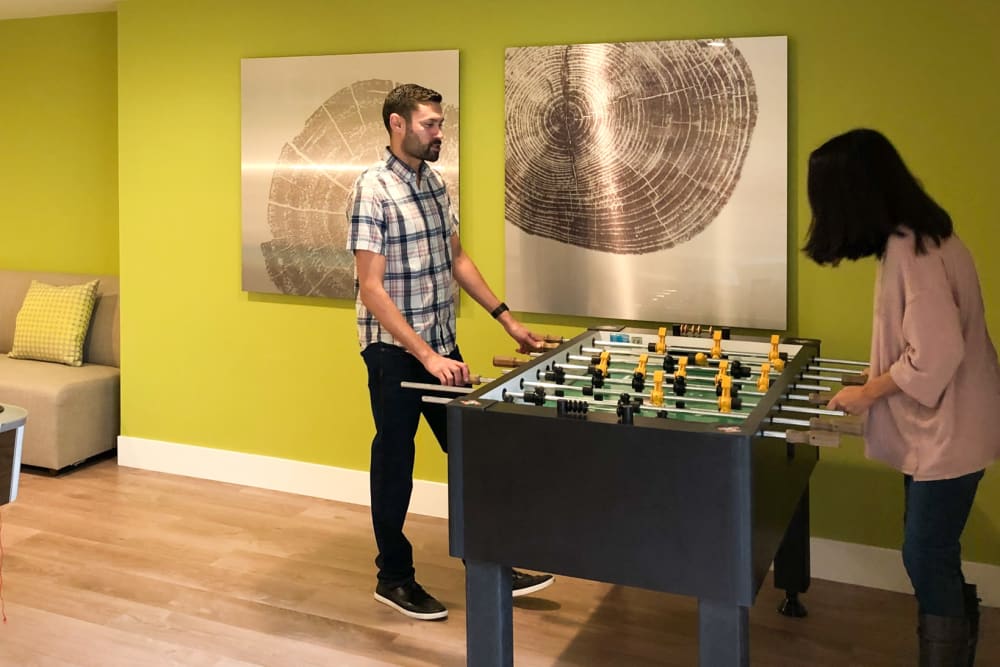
left=902, top=469, right=984, bottom=616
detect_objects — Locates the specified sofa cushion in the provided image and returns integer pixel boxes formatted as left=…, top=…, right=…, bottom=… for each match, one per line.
left=8, top=279, right=99, bottom=367
left=0, top=356, right=120, bottom=469
left=0, top=271, right=119, bottom=367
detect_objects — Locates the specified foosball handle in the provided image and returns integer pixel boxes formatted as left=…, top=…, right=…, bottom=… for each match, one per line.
left=493, top=355, right=529, bottom=368
left=806, top=392, right=827, bottom=406
left=809, top=415, right=864, bottom=436
left=786, top=429, right=841, bottom=448
left=841, top=373, right=867, bottom=386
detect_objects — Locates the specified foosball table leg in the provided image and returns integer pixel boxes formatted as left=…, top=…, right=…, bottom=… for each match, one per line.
left=465, top=559, right=513, bottom=667
left=698, top=599, right=750, bottom=666
left=773, top=487, right=810, bottom=618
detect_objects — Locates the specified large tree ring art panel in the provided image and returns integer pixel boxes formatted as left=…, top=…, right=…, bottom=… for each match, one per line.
left=504, top=37, right=787, bottom=329
left=241, top=51, right=459, bottom=298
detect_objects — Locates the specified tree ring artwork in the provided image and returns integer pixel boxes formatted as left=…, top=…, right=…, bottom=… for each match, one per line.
left=241, top=51, right=459, bottom=299
left=504, top=37, right=787, bottom=329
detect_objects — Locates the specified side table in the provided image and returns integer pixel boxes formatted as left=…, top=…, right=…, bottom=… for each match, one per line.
left=1, top=404, right=28, bottom=505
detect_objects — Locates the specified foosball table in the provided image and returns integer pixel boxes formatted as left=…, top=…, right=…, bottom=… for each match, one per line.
left=443, top=325, right=864, bottom=666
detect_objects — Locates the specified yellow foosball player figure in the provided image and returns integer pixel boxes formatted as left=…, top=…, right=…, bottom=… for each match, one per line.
left=757, top=363, right=771, bottom=392
left=647, top=326, right=668, bottom=354
left=710, top=329, right=723, bottom=359
left=650, top=370, right=665, bottom=407
left=631, top=354, right=649, bottom=392
left=718, top=375, right=733, bottom=413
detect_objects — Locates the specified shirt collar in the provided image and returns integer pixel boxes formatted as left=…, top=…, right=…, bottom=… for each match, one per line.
left=383, top=147, right=428, bottom=183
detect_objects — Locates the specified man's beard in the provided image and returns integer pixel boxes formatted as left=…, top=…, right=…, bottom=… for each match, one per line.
left=403, top=131, right=442, bottom=162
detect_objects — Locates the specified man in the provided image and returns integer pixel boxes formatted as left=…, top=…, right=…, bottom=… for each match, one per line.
left=347, top=83, right=554, bottom=621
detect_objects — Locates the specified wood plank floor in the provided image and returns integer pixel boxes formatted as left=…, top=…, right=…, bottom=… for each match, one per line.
left=0, top=456, right=996, bottom=666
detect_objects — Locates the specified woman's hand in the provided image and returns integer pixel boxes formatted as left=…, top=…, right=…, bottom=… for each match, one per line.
left=827, top=385, right=875, bottom=416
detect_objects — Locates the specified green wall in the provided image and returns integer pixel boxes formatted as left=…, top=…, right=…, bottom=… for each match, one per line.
left=5, top=1, right=992, bottom=563
left=0, top=13, right=118, bottom=274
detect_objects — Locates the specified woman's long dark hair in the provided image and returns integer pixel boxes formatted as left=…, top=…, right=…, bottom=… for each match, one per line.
left=803, top=129, right=952, bottom=265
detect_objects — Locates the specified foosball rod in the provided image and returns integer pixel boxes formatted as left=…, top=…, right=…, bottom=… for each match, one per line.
left=577, top=349, right=839, bottom=392
left=775, top=404, right=845, bottom=417
left=506, top=386, right=865, bottom=440
left=758, top=429, right=841, bottom=447
left=799, top=372, right=866, bottom=384
left=561, top=357, right=760, bottom=382
left=760, top=412, right=864, bottom=445
left=526, top=374, right=826, bottom=407
left=402, top=382, right=473, bottom=394
left=420, top=395, right=452, bottom=405
left=502, top=390, right=855, bottom=444
left=589, top=336, right=790, bottom=360
left=585, top=342, right=775, bottom=367
left=804, top=362, right=870, bottom=386
left=400, top=376, right=494, bottom=394
left=547, top=362, right=833, bottom=394
left=507, top=387, right=856, bottom=421
left=807, top=364, right=867, bottom=375
left=584, top=343, right=867, bottom=384
left=569, top=353, right=772, bottom=383
left=814, top=357, right=869, bottom=367
left=501, top=390, right=748, bottom=420
left=521, top=380, right=760, bottom=410
left=537, top=367, right=756, bottom=397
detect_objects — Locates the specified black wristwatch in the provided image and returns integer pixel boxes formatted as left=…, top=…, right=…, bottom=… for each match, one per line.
left=490, top=302, right=510, bottom=319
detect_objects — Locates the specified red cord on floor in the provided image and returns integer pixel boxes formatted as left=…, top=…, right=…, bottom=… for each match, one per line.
left=0, top=509, right=6, bottom=623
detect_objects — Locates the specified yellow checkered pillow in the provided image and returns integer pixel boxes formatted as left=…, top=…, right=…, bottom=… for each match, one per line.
left=9, top=279, right=100, bottom=366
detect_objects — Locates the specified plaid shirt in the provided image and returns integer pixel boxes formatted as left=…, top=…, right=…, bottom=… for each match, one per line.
left=347, top=149, right=459, bottom=354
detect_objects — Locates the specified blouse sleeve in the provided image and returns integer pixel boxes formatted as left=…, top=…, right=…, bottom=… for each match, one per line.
left=888, top=252, right=964, bottom=408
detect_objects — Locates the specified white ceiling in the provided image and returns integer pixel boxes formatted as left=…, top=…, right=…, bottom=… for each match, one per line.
left=0, top=0, right=117, bottom=20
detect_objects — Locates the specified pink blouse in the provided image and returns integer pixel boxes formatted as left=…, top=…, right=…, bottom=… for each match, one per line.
left=865, top=231, right=1000, bottom=480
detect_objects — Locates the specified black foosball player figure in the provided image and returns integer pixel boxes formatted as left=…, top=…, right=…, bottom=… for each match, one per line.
left=346, top=83, right=554, bottom=622
left=803, top=128, right=1000, bottom=665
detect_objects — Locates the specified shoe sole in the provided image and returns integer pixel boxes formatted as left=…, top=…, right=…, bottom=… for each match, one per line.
left=512, top=575, right=555, bottom=598
left=374, top=592, right=448, bottom=620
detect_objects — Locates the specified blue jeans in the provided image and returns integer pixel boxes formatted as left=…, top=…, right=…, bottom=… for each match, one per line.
left=361, top=342, right=462, bottom=587
left=902, top=469, right=984, bottom=616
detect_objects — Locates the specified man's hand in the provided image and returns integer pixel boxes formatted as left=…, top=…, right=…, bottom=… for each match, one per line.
left=501, top=318, right=544, bottom=354
left=423, top=353, right=471, bottom=386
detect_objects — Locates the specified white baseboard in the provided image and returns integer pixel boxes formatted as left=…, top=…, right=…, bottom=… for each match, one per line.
left=116, top=435, right=449, bottom=518
left=117, top=435, right=1000, bottom=607
left=810, top=537, right=999, bottom=606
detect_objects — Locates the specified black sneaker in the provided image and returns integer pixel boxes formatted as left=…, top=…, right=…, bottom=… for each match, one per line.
left=374, top=581, right=448, bottom=620
left=512, top=569, right=554, bottom=598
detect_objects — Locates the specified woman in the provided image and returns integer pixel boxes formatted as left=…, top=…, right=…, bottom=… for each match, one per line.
left=803, top=128, right=1000, bottom=666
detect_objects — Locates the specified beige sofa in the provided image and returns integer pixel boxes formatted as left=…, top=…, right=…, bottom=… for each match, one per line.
left=0, top=270, right=120, bottom=471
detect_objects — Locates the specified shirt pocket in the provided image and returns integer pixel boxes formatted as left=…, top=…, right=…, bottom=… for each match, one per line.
left=384, top=201, right=430, bottom=273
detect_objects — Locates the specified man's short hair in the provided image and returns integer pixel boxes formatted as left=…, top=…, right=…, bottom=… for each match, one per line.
left=382, top=83, right=443, bottom=131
